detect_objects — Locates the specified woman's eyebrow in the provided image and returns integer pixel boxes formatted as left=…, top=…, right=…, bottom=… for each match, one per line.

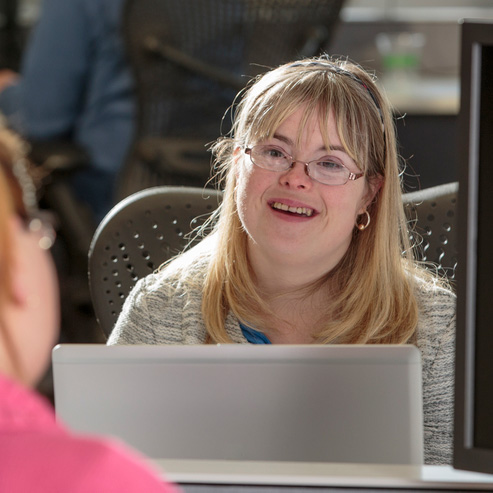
left=272, top=133, right=348, bottom=155
left=272, top=133, right=293, bottom=146
left=326, top=145, right=347, bottom=153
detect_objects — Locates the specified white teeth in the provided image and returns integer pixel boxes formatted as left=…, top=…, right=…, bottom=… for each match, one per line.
left=272, top=202, right=314, bottom=217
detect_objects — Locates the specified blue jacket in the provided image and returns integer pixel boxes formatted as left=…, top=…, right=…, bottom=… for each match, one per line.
left=0, top=0, right=135, bottom=219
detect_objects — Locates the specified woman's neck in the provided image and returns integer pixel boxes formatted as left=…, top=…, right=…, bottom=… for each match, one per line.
left=247, top=252, right=333, bottom=344
left=261, top=294, right=325, bottom=344
left=248, top=249, right=330, bottom=297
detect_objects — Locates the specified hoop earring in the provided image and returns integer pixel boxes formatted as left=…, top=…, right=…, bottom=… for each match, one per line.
left=356, top=211, right=371, bottom=231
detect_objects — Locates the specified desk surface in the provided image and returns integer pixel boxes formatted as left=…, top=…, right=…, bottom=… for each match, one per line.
left=154, top=460, right=493, bottom=491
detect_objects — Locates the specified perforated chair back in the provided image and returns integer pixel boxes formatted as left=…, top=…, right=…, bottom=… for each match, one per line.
left=403, top=181, right=459, bottom=282
left=88, top=186, right=222, bottom=338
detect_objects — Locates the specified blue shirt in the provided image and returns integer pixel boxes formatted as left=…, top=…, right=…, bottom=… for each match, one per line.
left=0, top=0, right=135, bottom=219
left=239, top=322, right=272, bottom=344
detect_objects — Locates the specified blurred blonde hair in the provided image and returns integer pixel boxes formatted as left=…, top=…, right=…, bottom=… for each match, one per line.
left=0, top=124, right=31, bottom=375
left=195, top=56, right=428, bottom=343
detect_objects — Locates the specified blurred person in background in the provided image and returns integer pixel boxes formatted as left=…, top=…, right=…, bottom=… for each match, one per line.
left=0, top=0, right=134, bottom=223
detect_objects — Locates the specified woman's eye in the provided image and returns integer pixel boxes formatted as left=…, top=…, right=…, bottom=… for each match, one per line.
left=265, top=147, right=285, bottom=158
left=318, top=160, right=344, bottom=171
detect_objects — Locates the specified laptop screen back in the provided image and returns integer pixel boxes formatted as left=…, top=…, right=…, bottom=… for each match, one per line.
left=52, top=344, right=423, bottom=465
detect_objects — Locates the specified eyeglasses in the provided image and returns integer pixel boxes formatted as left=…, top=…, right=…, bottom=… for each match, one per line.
left=245, top=145, right=364, bottom=186
left=27, top=211, right=56, bottom=250
left=4, top=156, right=57, bottom=250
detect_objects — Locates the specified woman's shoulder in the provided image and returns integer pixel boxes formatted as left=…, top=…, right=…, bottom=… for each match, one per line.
left=410, top=270, right=456, bottom=369
left=107, top=237, right=214, bottom=345
left=155, top=235, right=215, bottom=283
left=0, top=374, right=174, bottom=492
left=52, top=434, right=176, bottom=492
left=0, top=374, right=57, bottom=432
left=134, top=235, right=215, bottom=297
left=0, top=430, right=175, bottom=492
left=412, top=271, right=456, bottom=314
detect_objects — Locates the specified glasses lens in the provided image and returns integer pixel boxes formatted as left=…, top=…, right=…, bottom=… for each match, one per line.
left=28, top=211, right=56, bottom=250
left=249, top=145, right=290, bottom=171
left=246, top=146, right=362, bottom=186
left=309, top=160, right=349, bottom=186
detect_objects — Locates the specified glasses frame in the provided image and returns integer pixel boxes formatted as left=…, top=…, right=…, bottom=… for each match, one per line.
left=244, top=145, right=364, bottom=186
left=4, top=153, right=58, bottom=250
left=27, top=210, right=57, bottom=250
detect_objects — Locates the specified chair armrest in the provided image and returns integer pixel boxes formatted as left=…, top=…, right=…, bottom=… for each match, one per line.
left=28, top=140, right=91, bottom=173
left=144, top=36, right=245, bottom=91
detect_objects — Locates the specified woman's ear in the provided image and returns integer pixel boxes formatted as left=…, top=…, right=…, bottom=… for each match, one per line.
left=357, top=175, right=383, bottom=215
left=364, top=174, right=384, bottom=210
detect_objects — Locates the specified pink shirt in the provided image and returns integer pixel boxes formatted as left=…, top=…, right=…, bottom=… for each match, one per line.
left=0, top=374, right=180, bottom=493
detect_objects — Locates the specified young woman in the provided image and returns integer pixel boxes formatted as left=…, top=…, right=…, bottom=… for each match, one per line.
left=109, top=56, right=456, bottom=465
left=0, top=126, right=178, bottom=492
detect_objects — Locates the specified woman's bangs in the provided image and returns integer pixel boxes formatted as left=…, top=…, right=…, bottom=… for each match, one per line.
left=245, top=89, right=309, bottom=145
left=333, top=96, right=371, bottom=173
left=239, top=67, right=376, bottom=173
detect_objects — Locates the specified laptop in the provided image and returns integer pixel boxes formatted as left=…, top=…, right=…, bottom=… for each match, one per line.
left=52, top=344, right=423, bottom=465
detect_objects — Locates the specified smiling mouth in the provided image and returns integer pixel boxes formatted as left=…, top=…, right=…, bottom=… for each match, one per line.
left=271, top=201, right=314, bottom=217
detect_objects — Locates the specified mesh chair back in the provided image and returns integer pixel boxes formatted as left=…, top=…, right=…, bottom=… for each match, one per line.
left=117, top=0, right=345, bottom=199
left=88, top=186, right=222, bottom=338
left=403, top=181, right=459, bottom=282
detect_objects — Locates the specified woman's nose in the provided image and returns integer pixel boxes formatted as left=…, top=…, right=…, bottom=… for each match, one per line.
left=280, top=161, right=312, bottom=189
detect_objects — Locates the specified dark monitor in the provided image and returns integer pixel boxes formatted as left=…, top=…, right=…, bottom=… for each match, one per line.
left=454, top=18, right=493, bottom=475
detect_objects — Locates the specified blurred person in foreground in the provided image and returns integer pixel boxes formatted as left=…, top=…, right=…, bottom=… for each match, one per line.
left=0, top=125, right=178, bottom=492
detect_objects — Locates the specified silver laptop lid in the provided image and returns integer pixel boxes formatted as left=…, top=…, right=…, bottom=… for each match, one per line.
left=52, top=344, right=423, bottom=465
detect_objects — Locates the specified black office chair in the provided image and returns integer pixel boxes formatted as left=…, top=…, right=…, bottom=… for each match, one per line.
left=116, top=0, right=345, bottom=200
left=88, top=186, right=222, bottom=338
left=28, top=140, right=96, bottom=261
left=27, top=139, right=103, bottom=343
left=403, top=181, right=459, bottom=282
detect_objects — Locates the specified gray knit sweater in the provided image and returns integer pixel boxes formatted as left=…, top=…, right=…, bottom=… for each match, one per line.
left=108, top=240, right=456, bottom=466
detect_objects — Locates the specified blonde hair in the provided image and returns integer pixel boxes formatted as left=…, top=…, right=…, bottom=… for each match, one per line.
left=0, top=126, right=31, bottom=375
left=197, top=56, right=427, bottom=343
